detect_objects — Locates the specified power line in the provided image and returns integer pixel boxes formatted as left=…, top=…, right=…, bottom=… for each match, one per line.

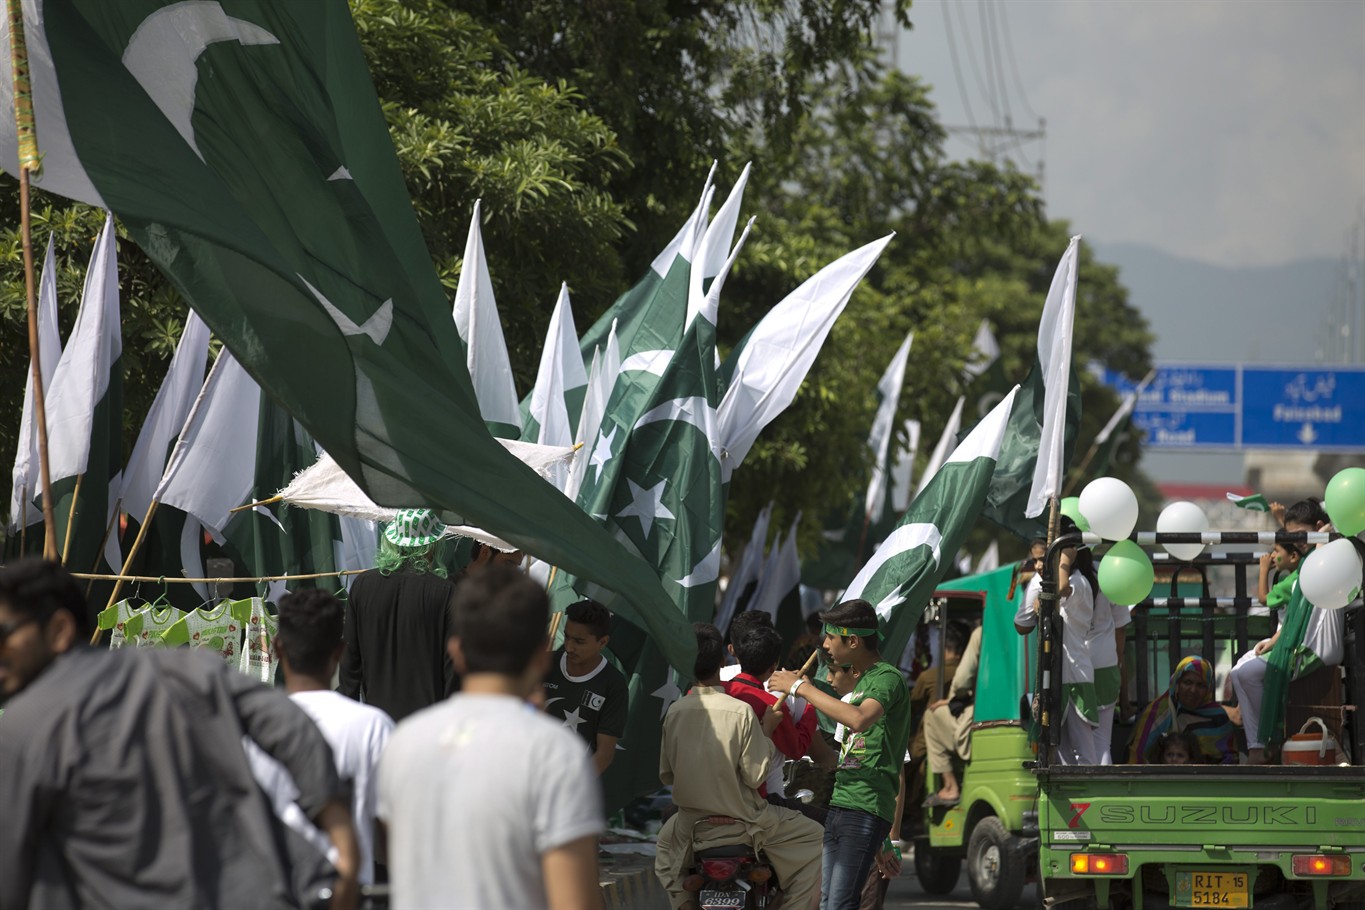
left=954, top=0, right=999, bottom=125
left=996, top=0, right=1044, bottom=123
left=940, top=0, right=982, bottom=149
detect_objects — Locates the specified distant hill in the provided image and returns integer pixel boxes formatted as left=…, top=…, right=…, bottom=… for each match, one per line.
left=1091, top=242, right=1340, bottom=364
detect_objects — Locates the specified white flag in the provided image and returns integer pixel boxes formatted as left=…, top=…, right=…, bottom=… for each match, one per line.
left=117, top=310, right=211, bottom=522
left=156, top=350, right=262, bottom=537
left=528, top=283, right=587, bottom=448
left=717, top=234, right=893, bottom=479
left=8, top=236, right=63, bottom=530
left=716, top=501, right=773, bottom=633
left=565, top=321, right=621, bottom=502
left=889, top=418, right=921, bottom=515
left=44, top=213, right=121, bottom=484
left=864, top=331, right=914, bottom=524
left=452, top=199, right=521, bottom=436
left=964, top=319, right=999, bottom=379
left=749, top=513, right=802, bottom=621
left=687, top=162, right=751, bottom=327
left=915, top=397, right=966, bottom=498
left=974, top=540, right=1000, bottom=574
left=1025, top=235, right=1081, bottom=518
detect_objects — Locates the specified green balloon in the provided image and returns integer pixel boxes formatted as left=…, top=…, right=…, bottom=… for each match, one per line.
left=1325, top=467, right=1365, bottom=538
left=1060, top=496, right=1090, bottom=532
left=1098, top=539, right=1154, bottom=606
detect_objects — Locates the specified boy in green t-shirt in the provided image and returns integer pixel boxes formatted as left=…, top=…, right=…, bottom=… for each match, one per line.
left=541, top=600, right=627, bottom=776
left=770, top=599, right=910, bottom=910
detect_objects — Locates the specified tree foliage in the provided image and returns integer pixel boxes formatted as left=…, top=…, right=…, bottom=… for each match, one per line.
left=1, top=0, right=1154, bottom=570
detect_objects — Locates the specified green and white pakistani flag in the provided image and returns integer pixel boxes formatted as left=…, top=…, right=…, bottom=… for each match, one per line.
left=592, top=283, right=727, bottom=814
left=39, top=214, right=123, bottom=575
left=7, top=236, right=62, bottom=536
left=0, top=0, right=694, bottom=672
left=844, top=385, right=1020, bottom=665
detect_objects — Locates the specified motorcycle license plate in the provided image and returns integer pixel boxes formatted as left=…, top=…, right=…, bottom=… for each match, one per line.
left=700, top=889, right=746, bottom=909
left=1172, top=869, right=1249, bottom=908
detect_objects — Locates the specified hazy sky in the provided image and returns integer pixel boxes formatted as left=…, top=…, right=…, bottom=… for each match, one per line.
left=894, top=0, right=1365, bottom=269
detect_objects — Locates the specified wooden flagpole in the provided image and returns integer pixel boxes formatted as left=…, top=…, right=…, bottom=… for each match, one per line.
left=6, top=0, right=57, bottom=559
left=59, top=473, right=82, bottom=564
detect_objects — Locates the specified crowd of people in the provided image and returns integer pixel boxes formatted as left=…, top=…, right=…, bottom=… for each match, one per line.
left=0, top=496, right=1349, bottom=910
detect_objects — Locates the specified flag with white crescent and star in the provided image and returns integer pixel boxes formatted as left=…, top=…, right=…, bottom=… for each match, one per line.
left=0, top=0, right=696, bottom=672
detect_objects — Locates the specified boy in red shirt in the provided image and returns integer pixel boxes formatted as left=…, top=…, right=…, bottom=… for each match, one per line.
left=724, top=625, right=822, bottom=820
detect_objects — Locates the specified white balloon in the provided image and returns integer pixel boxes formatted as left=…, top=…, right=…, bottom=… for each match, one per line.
left=1157, top=501, right=1208, bottom=561
left=1078, top=477, right=1140, bottom=541
left=1299, top=538, right=1364, bottom=610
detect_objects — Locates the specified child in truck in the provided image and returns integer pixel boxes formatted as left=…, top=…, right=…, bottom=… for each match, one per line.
left=1154, top=730, right=1201, bottom=765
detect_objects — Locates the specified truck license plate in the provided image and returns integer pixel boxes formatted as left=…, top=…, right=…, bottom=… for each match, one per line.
left=700, top=889, right=746, bottom=909
left=1173, top=870, right=1249, bottom=907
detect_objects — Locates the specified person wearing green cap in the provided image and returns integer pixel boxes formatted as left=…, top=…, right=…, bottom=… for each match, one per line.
left=339, top=509, right=458, bottom=722
left=769, top=598, right=911, bottom=910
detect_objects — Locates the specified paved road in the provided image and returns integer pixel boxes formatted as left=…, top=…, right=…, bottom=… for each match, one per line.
left=883, top=860, right=1040, bottom=910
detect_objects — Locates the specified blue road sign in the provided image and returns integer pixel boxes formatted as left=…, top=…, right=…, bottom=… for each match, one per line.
left=1241, top=367, right=1365, bottom=450
left=1131, top=409, right=1238, bottom=448
left=1102, top=363, right=1365, bottom=451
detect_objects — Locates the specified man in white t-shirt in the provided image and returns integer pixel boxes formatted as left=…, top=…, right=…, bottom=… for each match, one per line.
left=378, top=566, right=603, bottom=909
left=247, top=590, right=395, bottom=886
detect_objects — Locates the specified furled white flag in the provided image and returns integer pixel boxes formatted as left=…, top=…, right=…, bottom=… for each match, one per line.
left=889, top=419, right=921, bottom=515
left=863, top=331, right=914, bottom=524
left=526, top=283, right=588, bottom=450
left=1024, top=236, right=1082, bottom=518
left=156, top=350, right=262, bottom=541
left=964, top=319, right=1000, bottom=380
left=716, top=501, right=773, bottom=633
left=749, top=513, right=802, bottom=622
left=8, top=236, right=63, bottom=531
left=716, top=234, right=894, bottom=480
left=914, top=396, right=966, bottom=498
left=111, top=311, right=211, bottom=526
left=44, top=214, right=121, bottom=486
left=452, top=199, right=521, bottom=437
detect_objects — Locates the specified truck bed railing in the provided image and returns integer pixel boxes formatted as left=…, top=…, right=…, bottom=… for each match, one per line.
left=1035, top=530, right=1355, bottom=768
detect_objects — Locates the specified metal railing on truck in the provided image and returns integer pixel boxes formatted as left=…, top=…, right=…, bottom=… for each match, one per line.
left=1032, top=529, right=1360, bottom=767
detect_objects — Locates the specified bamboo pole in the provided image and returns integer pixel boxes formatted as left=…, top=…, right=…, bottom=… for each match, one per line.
left=7, top=0, right=56, bottom=559
left=228, top=495, right=282, bottom=514
left=59, top=473, right=82, bottom=564
left=75, top=567, right=368, bottom=585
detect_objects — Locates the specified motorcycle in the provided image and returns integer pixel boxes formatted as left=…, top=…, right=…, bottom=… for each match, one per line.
left=679, top=815, right=784, bottom=910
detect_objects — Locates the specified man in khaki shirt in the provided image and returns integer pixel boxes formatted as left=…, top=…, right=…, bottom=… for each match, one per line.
left=654, top=624, right=823, bottom=910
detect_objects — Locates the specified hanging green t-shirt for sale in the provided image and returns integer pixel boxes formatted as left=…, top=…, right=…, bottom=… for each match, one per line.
left=123, top=605, right=184, bottom=647
left=830, top=660, right=911, bottom=823
left=98, top=599, right=150, bottom=649
left=162, top=600, right=252, bottom=665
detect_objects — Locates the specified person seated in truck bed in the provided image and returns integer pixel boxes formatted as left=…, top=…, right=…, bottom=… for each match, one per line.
left=1128, top=655, right=1237, bottom=764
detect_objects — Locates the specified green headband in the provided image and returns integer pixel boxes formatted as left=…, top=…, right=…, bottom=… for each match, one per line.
left=824, top=621, right=881, bottom=640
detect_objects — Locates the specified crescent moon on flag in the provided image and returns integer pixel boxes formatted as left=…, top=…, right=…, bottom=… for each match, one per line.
left=122, top=2, right=280, bottom=161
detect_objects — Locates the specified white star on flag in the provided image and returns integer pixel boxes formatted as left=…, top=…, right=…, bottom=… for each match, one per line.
left=651, top=672, right=683, bottom=719
left=617, top=478, right=675, bottom=539
left=589, top=425, right=617, bottom=485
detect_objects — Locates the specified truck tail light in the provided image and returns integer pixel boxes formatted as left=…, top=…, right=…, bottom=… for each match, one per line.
left=1071, top=853, right=1129, bottom=875
left=1292, top=854, right=1351, bottom=877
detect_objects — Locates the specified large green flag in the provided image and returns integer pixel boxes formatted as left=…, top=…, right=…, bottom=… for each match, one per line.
left=579, top=289, right=726, bottom=813
left=0, top=0, right=693, bottom=671
left=844, top=386, right=1019, bottom=665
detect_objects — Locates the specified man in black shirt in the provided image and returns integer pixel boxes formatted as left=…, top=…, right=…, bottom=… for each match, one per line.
left=339, top=509, right=458, bottom=721
left=542, top=599, right=628, bottom=776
